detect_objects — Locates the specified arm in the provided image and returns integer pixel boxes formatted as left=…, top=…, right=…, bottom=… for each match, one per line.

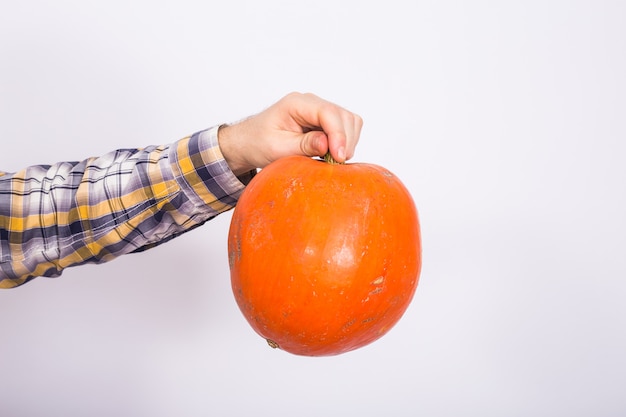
left=0, top=126, right=251, bottom=288
left=0, top=92, right=362, bottom=288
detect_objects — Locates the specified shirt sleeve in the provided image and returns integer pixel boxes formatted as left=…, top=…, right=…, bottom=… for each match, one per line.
left=0, top=126, right=255, bottom=288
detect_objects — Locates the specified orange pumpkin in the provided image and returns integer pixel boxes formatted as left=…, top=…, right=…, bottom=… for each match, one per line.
left=228, top=155, right=421, bottom=356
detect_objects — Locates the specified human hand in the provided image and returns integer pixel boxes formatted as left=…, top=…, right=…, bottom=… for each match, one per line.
left=218, top=92, right=363, bottom=175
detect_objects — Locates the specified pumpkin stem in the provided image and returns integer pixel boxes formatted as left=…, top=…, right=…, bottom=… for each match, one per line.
left=323, top=151, right=345, bottom=165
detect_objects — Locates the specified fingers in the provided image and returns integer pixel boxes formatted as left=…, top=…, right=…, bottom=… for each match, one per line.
left=283, top=92, right=363, bottom=163
left=218, top=93, right=363, bottom=173
left=324, top=107, right=363, bottom=163
left=299, top=130, right=329, bottom=157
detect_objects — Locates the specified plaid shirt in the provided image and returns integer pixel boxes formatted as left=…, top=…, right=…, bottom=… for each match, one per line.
left=0, top=126, right=254, bottom=288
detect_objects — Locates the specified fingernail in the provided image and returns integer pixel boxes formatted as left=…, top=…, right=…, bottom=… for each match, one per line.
left=337, top=147, right=346, bottom=162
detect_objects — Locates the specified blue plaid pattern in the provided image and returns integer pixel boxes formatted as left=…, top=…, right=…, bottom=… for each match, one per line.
left=0, top=126, right=254, bottom=288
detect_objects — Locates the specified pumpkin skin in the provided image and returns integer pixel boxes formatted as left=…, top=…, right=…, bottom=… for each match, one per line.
left=228, top=155, right=421, bottom=356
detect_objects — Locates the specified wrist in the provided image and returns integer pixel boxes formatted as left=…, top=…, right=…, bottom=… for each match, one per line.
left=217, top=124, right=253, bottom=176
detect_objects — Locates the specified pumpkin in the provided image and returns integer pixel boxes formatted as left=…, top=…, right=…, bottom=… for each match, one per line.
left=228, top=155, right=421, bottom=356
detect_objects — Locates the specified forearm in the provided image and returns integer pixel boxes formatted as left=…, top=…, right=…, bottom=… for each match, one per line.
left=0, top=126, right=254, bottom=288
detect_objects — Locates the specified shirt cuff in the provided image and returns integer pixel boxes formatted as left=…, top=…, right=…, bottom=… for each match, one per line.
left=169, top=125, right=256, bottom=212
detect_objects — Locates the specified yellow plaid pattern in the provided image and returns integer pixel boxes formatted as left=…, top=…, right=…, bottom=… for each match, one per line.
left=0, top=126, right=254, bottom=288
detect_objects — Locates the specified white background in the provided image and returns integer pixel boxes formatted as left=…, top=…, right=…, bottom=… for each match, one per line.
left=1, top=1, right=625, bottom=416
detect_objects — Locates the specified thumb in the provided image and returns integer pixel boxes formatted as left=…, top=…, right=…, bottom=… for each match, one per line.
left=299, top=130, right=329, bottom=157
